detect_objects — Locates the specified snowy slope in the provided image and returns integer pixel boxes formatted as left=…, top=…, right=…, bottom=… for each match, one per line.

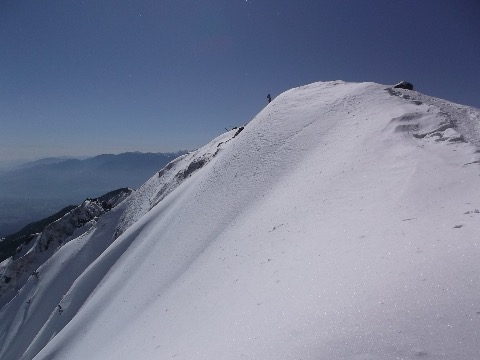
left=2, top=81, right=480, bottom=360
left=114, top=128, right=242, bottom=238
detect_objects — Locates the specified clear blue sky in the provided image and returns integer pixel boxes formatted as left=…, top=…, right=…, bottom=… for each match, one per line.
left=1, top=0, right=479, bottom=161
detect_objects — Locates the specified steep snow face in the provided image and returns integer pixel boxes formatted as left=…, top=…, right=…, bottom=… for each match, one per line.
left=3, top=81, right=480, bottom=360
left=114, top=129, right=241, bottom=238
left=0, top=203, right=131, bottom=360
left=0, top=188, right=136, bottom=360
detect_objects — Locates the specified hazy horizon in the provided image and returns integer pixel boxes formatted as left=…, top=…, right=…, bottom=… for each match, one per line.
left=0, top=149, right=191, bottom=169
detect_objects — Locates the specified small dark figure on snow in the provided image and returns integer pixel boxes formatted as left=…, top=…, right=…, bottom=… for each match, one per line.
left=267, top=94, right=272, bottom=103
left=57, top=304, right=63, bottom=315
left=32, top=270, right=39, bottom=280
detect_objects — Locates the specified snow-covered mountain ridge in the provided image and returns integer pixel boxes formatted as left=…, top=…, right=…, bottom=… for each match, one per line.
left=1, top=81, right=479, bottom=359
left=0, top=188, right=132, bottom=308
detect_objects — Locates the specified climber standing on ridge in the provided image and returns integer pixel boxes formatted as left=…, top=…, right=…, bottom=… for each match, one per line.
left=32, top=270, right=39, bottom=280
left=267, top=94, right=272, bottom=103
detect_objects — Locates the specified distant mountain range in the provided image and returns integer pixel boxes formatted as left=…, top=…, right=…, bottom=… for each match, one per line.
left=0, top=151, right=187, bottom=237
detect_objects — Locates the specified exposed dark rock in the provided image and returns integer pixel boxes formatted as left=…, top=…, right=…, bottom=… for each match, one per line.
left=233, top=127, right=245, bottom=138
left=394, top=81, right=414, bottom=90
left=176, top=159, right=207, bottom=180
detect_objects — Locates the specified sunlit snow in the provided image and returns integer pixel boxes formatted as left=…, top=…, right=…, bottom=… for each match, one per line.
left=1, top=81, right=479, bottom=359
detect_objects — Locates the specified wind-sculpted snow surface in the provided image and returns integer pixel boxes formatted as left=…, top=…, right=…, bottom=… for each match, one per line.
left=387, top=87, right=480, bottom=147
left=1, top=81, right=480, bottom=360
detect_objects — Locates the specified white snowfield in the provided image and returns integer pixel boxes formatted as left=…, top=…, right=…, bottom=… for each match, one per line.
left=1, top=81, right=480, bottom=359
